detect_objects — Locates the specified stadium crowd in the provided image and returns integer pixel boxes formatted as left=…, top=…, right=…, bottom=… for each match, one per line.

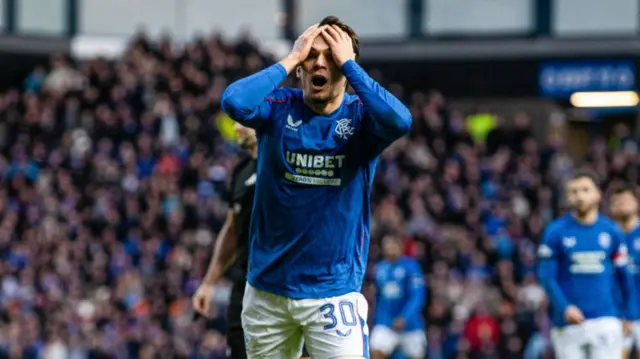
left=0, top=32, right=637, bottom=359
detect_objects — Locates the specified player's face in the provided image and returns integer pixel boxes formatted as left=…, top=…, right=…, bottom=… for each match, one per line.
left=610, top=192, right=638, bottom=219
left=234, top=122, right=257, bottom=149
left=299, top=35, right=347, bottom=105
left=382, top=237, right=402, bottom=259
left=566, top=177, right=601, bottom=214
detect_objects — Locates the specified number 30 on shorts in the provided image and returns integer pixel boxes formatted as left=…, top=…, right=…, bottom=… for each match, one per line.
left=319, top=301, right=358, bottom=330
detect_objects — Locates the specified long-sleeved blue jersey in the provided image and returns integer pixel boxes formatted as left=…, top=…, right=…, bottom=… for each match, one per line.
left=537, top=214, right=637, bottom=327
left=623, top=223, right=640, bottom=320
left=221, top=60, right=412, bottom=299
left=373, top=256, right=426, bottom=331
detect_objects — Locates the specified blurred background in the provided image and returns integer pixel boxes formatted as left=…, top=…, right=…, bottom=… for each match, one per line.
left=0, top=0, right=639, bottom=358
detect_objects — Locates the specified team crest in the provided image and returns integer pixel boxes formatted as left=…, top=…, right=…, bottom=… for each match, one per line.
left=562, top=237, right=576, bottom=248
left=334, top=118, right=355, bottom=140
left=394, top=267, right=405, bottom=279
left=598, top=232, right=611, bottom=248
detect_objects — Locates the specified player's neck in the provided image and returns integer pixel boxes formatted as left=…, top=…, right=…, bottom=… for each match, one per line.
left=572, top=209, right=598, bottom=225
left=619, top=216, right=640, bottom=233
left=304, top=92, right=345, bottom=115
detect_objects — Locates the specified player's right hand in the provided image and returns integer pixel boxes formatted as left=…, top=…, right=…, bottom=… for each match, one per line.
left=192, top=283, right=215, bottom=317
left=288, top=24, right=326, bottom=64
left=392, top=317, right=406, bottom=331
left=564, top=305, right=585, bottom=324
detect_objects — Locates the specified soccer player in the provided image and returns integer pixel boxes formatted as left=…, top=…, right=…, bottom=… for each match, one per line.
left=609, top=184, right=640, bottom=359
left=220, top=15, right=412, bottom=359
left=370, top=235, right=426, bottom=359
left=537, top=170, right=637, bottom=359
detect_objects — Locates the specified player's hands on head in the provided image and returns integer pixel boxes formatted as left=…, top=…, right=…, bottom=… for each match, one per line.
left=321, top=25, right=356, bottom=67
left=563, top=305, right=585, bottom=324
left=288, top=24, right=326, bottom=64
left=192, top=283, right=215, bottom=317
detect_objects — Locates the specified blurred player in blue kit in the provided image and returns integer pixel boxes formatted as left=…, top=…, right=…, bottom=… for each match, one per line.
left=537, top=171, right=637, bottom=359
left=369, top=235, right=426, bottom=359
left=609, top=184, right=640, bottom=359
left=220, top=14, right=411, bottom=359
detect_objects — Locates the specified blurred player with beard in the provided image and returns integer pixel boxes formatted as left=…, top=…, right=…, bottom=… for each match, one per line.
left=220, top=15, right=411, bottom=359
left=609, top=184, right=640, bottom=359
left=537, top=170, right=637, bottom=359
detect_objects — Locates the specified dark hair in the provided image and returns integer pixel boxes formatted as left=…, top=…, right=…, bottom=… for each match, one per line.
left=610, top=183, right=636, bottom=197
left=570, top=169, right=600, bottom=187
left=319, top=16, right=360, bottom=62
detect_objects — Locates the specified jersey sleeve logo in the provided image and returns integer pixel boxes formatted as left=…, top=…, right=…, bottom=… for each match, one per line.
left=286, top=115, right=302, bottom=131
left=334, top=118, right=355, bottom=140
left=537, top=244, right=553, bottom=258
left=614, top=243, right=629, bottom=266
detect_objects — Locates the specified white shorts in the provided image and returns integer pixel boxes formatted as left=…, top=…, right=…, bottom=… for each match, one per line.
left=369, top=325, right=427, bottom=358
left=551, top=317, right=624, bottom=359
left=242, top=284, right=370, bottom=359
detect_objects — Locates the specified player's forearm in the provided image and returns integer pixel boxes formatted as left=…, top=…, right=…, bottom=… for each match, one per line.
left=202, top=212, right=238, bottom=285
left=399, top=289, right=425, bottom=320
left=221, top=63, right=288, bottom=121
left=616, top=266, right=638, bottom=319
left=277, top=55, right=299, bottom=75
left=537, top=260, right=571, bottom=312
left=341, top=60, right=412, bottom=140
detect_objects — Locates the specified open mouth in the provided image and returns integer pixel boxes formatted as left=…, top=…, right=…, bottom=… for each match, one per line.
left=311, top=75, right=328, bottom=88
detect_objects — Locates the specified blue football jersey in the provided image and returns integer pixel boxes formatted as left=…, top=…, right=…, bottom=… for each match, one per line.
left=221, top=60, right=412, bottom=298
left=537, top=214, right=636, bottom=327
left=373, top=256, right=426, bottom=331
left=624, top=224, right=640, bottom=320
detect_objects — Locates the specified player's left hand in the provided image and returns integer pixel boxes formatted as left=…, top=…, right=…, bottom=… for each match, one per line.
left=321, top=25, right=356, bottom=67
left=623, top=320, right=633, bottom=336
left=392, top=317, right=406, bottom=331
